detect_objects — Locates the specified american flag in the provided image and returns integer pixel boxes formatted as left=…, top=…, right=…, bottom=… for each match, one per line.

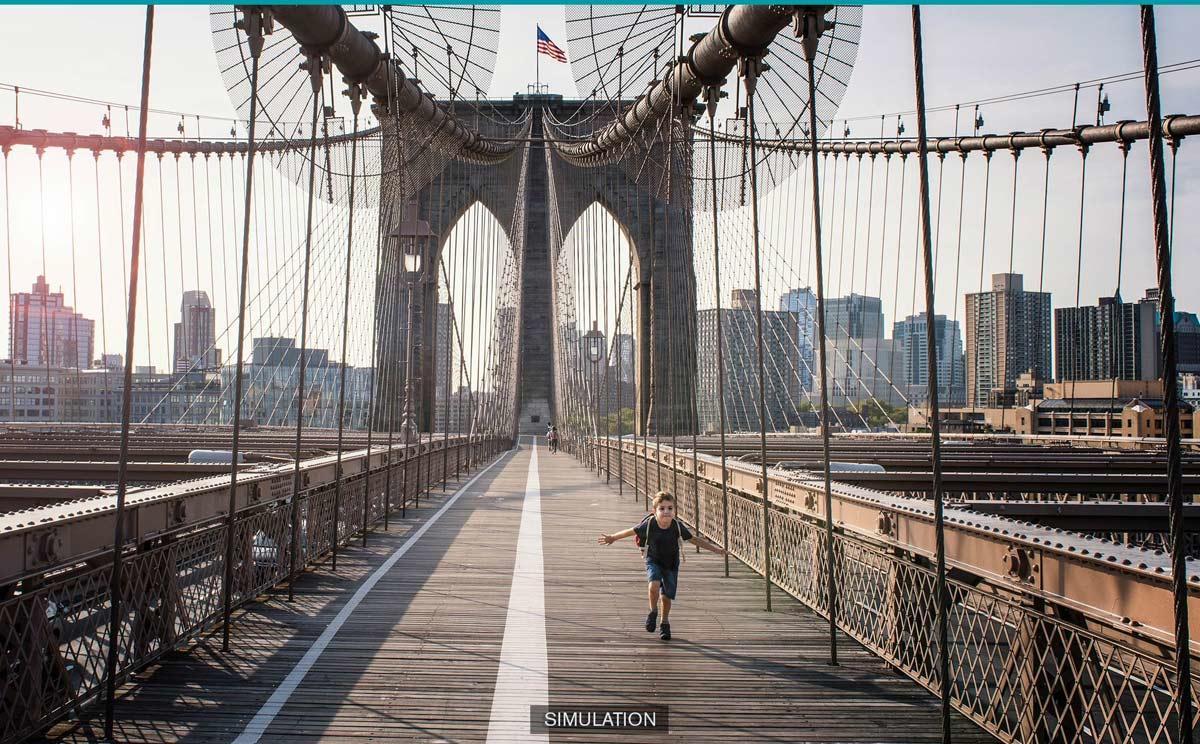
left=537, top=26, right=567, bottom=63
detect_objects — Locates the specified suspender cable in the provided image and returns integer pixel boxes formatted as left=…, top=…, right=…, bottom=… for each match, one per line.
left=288, top=52, right=325, bottom=604
left=1140, top=8, right=1193, bottom=742
left=221, top=8, right=266, bottom=650
left=443, top=248, right=454, bottom=488
left=332, top=101, right=362, bottom=570
left=376, top=3, right=398, bottom=528
left=911, top=8, right=951, bottom=741
left=648, top=166, right=662, bottom=493
left=947, top=148, right=969, bottom=409
left=604, top=197, right=614, bottom=484
left=798, top=7, right=838, bottom=663
left=998, top=142, right=1021, bottom=432
left=1067, top=141, right=1089, bottom=431
left=94, top=151, right=115, bottom=415
left=704, top=87, right=732, bottom=577
left=36, top=151, right=50, bottom=416
left=740, top=53, right=773, bottom=612
left=103, top=7, right=154, bottom=737
left=1, top=144, right=10, bottom=419
left=663, top=50, right=680, bottom=500
left=155, top=155, right=170, bottom=372
left=1108, top=139, right=1132, bottom=434
left=67, top=151, right=82, bottom=394
left=440, top=172, right=454, bottom=490
left=969, top=150, right=991, bottom=412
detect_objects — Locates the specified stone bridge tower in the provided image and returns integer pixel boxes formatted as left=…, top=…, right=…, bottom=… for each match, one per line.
left=374, top=94, right=696, bottom=437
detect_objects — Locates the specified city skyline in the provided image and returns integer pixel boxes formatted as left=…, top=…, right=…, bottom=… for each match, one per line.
left=2, top=6, right=1199, bottom=377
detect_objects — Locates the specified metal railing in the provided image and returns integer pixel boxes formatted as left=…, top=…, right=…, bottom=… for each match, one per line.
left=0, top=435, right=509, bottom=743
left=592, top=436, right=1200, bottom=743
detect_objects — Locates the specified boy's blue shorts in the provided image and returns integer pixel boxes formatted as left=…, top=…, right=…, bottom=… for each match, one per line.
left=645, top=562, right=679, bottom=600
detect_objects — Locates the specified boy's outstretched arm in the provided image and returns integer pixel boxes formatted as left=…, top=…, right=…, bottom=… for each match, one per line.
left=597, top=527, right=636, bottom=545
left=686, top=533, right=727, bottom=556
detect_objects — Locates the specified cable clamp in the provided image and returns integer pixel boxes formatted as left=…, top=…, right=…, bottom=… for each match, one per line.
left=1068, top=125, right=1089, bottom=156
left=1114, top=120, right=1135, bottom=154
left=793, top=7, right=835, bottom=63
left=1037, top=128, right=1054, bottom=158
left=234, top=7, right=274, bottom=61
left=737, top=54, right=767, bottom=97
left=299, top=47, right=329, bottom=93
left=701, top=82, right=727, bottom=121
left=342, top=79, right=368, bottom=117
left=1163, top=114, right=1185, bottom=149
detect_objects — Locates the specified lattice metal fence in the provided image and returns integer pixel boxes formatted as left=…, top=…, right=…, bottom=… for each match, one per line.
left=0, top=436, right=506, bottom=744
left=604, top=441, right=1200, bottom=744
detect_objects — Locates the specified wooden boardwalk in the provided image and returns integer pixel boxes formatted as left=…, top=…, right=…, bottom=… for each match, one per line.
left=44, top=439, right=990, bottom=743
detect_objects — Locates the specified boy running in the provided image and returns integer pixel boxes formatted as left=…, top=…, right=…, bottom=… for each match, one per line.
left=596, top=491, right=725, bottom=640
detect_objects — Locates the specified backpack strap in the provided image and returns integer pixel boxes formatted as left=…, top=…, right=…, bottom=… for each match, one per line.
left=637, top=514, right=652, bottom=558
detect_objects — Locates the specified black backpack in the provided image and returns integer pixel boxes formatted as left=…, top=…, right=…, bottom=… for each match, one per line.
left=634, top=515, right=685, bottom=564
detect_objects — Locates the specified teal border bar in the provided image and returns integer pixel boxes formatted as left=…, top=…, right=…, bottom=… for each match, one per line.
left=3, top=1, right=1200, bottom=6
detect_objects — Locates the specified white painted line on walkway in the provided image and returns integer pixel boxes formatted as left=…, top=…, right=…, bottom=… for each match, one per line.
left=486, top=438, right=549, bottom=743
left=233, top=448, right=516, bottom=744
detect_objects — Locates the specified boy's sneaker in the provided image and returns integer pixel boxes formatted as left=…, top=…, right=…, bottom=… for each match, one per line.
left=659, top=622, right=671, bottom=641
left=645, top=609, right=658, bottom=632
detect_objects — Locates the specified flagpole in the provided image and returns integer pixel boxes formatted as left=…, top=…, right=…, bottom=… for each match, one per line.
left=536, top=25, right=540, bottom=94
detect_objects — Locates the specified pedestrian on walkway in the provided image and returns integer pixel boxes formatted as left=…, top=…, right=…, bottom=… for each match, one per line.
left=596, top=491, right=725, bottom=640
left=547, top=425, right=559, bottom=454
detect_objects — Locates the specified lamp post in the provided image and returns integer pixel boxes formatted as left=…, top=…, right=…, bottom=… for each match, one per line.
left=391, top=204, right=433, bottom=445
left=389, top=204, right=433, bottom=512
left=584, top=321, right=605, bottom=474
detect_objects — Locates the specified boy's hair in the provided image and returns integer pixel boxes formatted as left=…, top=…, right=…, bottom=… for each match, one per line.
left=651, top=491, right=675, bottom=508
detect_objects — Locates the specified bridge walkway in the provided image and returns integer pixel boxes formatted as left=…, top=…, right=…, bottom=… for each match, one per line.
left=44, top=439, right=988, bottom=743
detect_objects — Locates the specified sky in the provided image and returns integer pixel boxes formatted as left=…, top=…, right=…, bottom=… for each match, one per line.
left=0, top=4, right=1198, bottom=373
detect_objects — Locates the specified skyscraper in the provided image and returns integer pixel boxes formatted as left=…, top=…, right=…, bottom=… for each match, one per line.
left=730, top=289, right=759, bottom=311
left=1175, top=309, right=1200, bottom=375
left=435, top=302, right=455, bottom=396
left=173, top=290, right=220, bottom=373
left=613, top=333, right=635, bottom=384
left=893, top=312, right=966, bottom=405
left=824, top=337, right=908, bottom=408
left=779, top=287, right=818, bottom=393
left=697, top=291, right=801, bottom=432
left=9, top=275, right=94, bottom=368
left=230, top=336, right=339, bottom=427
left=1055, top=293, right=1158, bottom=382
left=965, top=273, right=1052, bottom=406
left=826, top=293, right=885, bottom=342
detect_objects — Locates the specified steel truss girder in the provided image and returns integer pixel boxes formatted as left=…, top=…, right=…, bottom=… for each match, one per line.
left=603, top=436, right=1200, bottom=655
left=0, top=435, right=474, bottom=586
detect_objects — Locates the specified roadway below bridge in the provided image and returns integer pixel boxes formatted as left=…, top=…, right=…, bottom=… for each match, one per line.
left=44, top=438, right=987, bottom=743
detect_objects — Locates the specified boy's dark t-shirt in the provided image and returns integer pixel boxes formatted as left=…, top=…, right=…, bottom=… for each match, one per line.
left=633, top=516, right=693, bottom=570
